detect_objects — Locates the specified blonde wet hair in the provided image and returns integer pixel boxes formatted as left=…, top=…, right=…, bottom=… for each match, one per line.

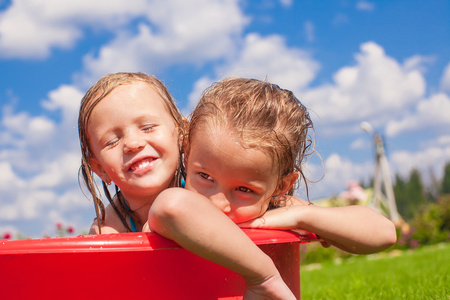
left=186, top=77, right=314, bottom=207
left=78, top=72, right=185, bottom=233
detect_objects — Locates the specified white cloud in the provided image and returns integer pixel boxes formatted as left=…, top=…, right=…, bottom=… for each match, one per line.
left=0, top=83, right=87, bottom=234
left=186, top=76, right=214, bottom=114
left=42, top=84, right=84, bottom=116
left=386, top=93, right=450, bottom=137
left=350, top=137, right=369, bottom=150
left=332, top=13, right=349, bottom=25
left=186, top=32, right=320, bottom=114
left=303, top=41, right=426, bottom=133
left=30, top=153, right=81, bottom=189
left=436, top=135, right=450, bottom=146
left=440, top=62, right=450, bottom=93
left=310, top=143, right=450, bottom=199
left=214, top=33, right=320, bottom=93
left=77, top=0, right=247, bottom=86
left=0, top=83, right=82, bottom=173
left=1, top=110, right=55, bottom=147
left=0, top=150, right=91, bottom=234
left=308, top=154, right=373, bottom=199
left=304, top=21, right=315, bottom=42
left=0, top=0, right=147, bottom=59
left=403, top=55, right=435, bottom=73
left=0, top=161, right=25, bottom=190
left=356, top=1, right=375, bottom=11
left=279, top=0, right=293, bottom=8
left=391, top=145, right=450, bottom=182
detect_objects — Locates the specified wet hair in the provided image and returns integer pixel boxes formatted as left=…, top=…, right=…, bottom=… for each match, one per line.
left=78, top=72, right=185, bottom=233
left=186, top=77, right=314, bottom=207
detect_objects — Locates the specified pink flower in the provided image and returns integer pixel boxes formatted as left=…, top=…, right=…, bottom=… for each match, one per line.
left=3, top=232, right=11, bottom=239
left=67, top=226, right=75, bottom=234
left=56, top=222, right=63, bottom=230
left=409, top=239, right=420, bottom=249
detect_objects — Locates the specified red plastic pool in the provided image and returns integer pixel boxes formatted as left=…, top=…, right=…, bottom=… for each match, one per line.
left=0, top=229, right=317, bottom=299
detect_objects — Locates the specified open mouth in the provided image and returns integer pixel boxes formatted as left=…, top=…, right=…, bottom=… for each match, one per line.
left=130, top=157, right=155, bottom=171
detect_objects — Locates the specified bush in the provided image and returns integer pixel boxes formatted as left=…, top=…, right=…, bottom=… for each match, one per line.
left=301, top=196, right=450, bottom=264
left=300, top=242, right=354, bottom=265
left=410, top=194, right=450, bottom=245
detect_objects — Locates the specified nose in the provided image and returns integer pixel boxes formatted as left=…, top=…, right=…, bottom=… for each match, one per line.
left=123, top=131, right=145, bottom=153
left=210, top=192, right=231, bottom=214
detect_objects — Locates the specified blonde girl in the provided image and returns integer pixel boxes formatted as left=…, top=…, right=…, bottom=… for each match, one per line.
left=78, top=72, right=184, bottom=234
left=149, top=78, right=396, bottom=298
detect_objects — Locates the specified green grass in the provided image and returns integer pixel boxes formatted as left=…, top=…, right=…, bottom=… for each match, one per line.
left=300, top=243, right=450, bottom=299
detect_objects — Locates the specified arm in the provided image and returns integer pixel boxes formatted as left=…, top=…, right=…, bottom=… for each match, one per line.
left=240, top=197, right=397, bottom=254
left=148, top=188, right=296, bottom=300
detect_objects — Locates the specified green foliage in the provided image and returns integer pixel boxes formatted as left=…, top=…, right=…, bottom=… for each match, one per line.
left=394, top=169, right=428, bottom=221
left=441, top=163, right=450, bottom=195
left=302, top=194, right=450, bottom=265
left=438, top=194, right=450, bottom=232
left=300, top=243, right=353, bottom=265
left=409, top=196, right=450, bottom=245
left=394, top=174, right=407, bottom=216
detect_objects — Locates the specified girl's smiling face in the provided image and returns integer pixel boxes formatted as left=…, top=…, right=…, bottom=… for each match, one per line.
left=87, top=82, right=180, bottom=202
left=185, top=126, right=283, bottom=224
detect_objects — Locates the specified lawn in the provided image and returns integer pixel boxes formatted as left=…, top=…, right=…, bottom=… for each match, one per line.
left=300, top=243, right=450, bottom=299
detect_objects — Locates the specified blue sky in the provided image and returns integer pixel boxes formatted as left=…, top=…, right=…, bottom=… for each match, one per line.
left=1, top=0, right=449, bottom=238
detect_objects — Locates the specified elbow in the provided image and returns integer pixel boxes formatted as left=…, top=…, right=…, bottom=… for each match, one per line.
left=148, top=188, right=192, bottom=234
left=366, top=208, right=398, bottom=252
left=382, top=219, right=398, bottom=249
left=368, top=218, right=397, bottom=253
left=356, top=217, right=398, bottom=254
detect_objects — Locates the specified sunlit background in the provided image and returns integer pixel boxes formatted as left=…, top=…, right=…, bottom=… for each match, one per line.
left=1, top=0, right=449, bottom=238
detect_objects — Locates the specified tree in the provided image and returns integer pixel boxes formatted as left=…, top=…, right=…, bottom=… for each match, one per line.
left=441, top=162, right=450, bottom=195
left=394, top=169, right=427, bottom=221
left=394, top=174, right=407, bottom=218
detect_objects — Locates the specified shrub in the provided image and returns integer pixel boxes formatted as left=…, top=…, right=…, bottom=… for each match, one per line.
left=410, top=194, right=450, bottom=245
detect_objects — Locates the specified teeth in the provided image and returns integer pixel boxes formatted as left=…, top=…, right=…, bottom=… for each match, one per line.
left=131, top=159, right=151, bottom=170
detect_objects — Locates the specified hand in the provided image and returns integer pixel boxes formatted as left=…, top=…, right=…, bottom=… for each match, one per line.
left=243, top=273, right=296, bottom=300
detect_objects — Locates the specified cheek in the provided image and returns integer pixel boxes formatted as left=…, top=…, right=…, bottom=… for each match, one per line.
left=184, top=177, right=202, bottom=195
left=252, top=198, right=271, bottom=218
left=232, top=198, right=269, bottom=221
left=168, top=129, right=181, bottom=156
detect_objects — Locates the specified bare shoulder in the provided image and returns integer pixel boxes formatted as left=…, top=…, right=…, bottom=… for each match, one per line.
left=88, top=204, right=127, bottom=234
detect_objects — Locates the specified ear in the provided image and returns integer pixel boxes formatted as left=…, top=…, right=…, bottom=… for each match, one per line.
left=90, top=157, right=111, bottom=184
left=272, top=172, right=299, bottom=198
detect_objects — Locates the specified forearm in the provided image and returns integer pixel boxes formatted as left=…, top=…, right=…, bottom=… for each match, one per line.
left=298, top=205, right=397, bottom=254
left=148, top=188, right=281, bottom=284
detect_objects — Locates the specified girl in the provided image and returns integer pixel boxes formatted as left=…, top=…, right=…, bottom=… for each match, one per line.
left=79, top=73, right=295, bottom=299
left=78, top=72, right=185, bottom=234
left=149, top=78, right=397, bottom=297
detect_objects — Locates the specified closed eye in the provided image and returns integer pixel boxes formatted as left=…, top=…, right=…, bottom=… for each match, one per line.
left=105, top=138, right=119, bottom=149
left=142, top=124, right=156, bottom=132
